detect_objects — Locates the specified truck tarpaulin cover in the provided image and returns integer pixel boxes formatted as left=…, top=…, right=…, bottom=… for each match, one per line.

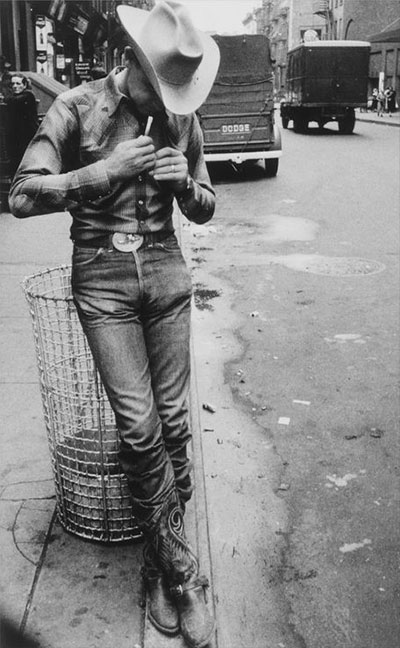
left=199, top=34, right=274, bottom=116
left=212, top=34, right=273, bottom=84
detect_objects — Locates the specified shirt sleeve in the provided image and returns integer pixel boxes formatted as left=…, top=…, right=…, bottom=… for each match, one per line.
left=9, top=95, right=111, bottom=219
left=174, top=113, right=216, bottom=225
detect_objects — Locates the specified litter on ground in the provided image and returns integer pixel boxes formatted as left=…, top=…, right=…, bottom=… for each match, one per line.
left=339, top=539, right=372, bottom=553
left=326, top=473, right=358, bottom=487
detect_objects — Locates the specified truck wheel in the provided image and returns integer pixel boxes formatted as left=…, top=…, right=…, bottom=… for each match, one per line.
left=293, top=117, right=308, bottom=133
left=0, top=196, right=10, bottom=212
left=264, top=158, right=279, bottom=177
left=338, top=109, right=355, bottom=134
left=281, top=115, right=289, bottom=129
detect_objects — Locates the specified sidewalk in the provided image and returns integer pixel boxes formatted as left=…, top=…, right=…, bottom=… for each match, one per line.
left=356, top=107, right=400, bottom=127
left=0, top=210, right=215, bottom=648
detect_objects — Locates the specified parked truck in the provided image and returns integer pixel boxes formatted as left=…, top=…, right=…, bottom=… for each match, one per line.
left=280, top=40, right=370, bottom=134
left=197, top=34, right=282, bottom=176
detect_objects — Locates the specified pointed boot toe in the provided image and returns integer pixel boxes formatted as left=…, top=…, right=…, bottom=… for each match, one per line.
left=171, top=575, right=215, bottom=648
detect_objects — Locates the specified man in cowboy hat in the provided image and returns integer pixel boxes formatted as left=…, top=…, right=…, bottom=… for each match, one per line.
left=9, top=2, right=220, bottom=647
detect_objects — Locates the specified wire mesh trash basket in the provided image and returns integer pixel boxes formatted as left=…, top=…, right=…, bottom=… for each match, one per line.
left=22, top=265, right=141, bottom=543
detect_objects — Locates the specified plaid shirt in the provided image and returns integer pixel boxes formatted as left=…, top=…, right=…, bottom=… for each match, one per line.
left=9, top=70, right=215, bottom=241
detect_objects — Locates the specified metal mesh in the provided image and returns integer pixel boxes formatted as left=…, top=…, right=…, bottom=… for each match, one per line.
left=22, top=265, right=141, bottom=543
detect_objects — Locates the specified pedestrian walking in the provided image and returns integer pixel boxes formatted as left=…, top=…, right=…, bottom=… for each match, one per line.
left=376, top=89, right=385, bottom=117
left=384, top=86, right=391, bottom=115
left=371, top=87, right=378, bottom=112
left=6, top=73, right=38, bottom=175
left=385, top=85, right=396, bottom=115
left=9, top=2, right=220, bottom=647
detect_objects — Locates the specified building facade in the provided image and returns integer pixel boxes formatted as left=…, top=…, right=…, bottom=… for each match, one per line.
left=0, top=0, right=151, bottom=90
left=248, top=0, right=400, bottom=99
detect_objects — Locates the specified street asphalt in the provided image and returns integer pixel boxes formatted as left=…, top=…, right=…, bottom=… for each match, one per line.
left=0, top=109, right=398, bottom=648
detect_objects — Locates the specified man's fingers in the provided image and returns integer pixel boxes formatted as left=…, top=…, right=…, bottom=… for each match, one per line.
left=153, top=156, right=186, bottom=171
left=151, top=162, right=185, bottom=177
left=155, top=146, right=179, bottom=159
left=135, top=135, right=154, bottom=147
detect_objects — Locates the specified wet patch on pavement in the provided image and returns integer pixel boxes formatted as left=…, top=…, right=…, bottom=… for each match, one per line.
left=273, top=254, right=385, bottom=276
left=262, top=214, right=319, bottom=242
left=225, top=215, right=319, bottom=242
left=193, top=283, right=222, bottom=310
left=191, top=256, right=206, bottom=265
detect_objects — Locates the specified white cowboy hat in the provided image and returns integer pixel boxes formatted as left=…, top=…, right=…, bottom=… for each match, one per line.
left=116, top=0, right=220, bottom=115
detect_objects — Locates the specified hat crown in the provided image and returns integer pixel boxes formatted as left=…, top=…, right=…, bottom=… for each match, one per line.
left=143, top=2, right=204, bottom=85
left=117, top=0, right=220, bottom=114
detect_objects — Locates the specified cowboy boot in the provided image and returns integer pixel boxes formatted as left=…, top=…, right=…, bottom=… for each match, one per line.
left=151, top=490, right=216, bottom=648
left=141, top=541, right=179, bottom=636
left=171, top=575, right=215, bottom=648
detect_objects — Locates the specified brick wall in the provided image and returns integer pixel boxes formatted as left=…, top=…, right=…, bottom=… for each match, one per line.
left=342, top=0, right=399, bottom=40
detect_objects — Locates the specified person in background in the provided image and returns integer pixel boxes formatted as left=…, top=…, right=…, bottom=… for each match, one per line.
left=389, top=86, right=397, bottom=113
left=6, top=73, right=38, bottom=175
left=9, top=3, right=220, bottom=647
left=385, top=85, right=396, bottom=116
left=371, top=87, right=378, bottom=112
left=376, top=88, right=385, bottom=117
left=0, top=58, right=13, bottom=101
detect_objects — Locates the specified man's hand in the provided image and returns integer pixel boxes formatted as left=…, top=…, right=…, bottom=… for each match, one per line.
left=149, top=147, right=189, bottom=192
left=105, top=135, right=155, bottom=183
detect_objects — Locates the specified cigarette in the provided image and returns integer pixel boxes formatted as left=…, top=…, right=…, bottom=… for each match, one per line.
left=144, top=116, right=153, bottom=136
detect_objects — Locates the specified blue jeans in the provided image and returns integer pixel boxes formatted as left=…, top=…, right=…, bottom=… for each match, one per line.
left=71, top=234, right=193, bottom=531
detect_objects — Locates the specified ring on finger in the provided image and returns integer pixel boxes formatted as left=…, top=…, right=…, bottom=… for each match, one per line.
left=171, top=164, right=175, bottom=173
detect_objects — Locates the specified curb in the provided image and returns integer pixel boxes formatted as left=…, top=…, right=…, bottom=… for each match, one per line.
left=356, top=112, right=400, bottom=127
left=142, top=211, right=217, bottom=648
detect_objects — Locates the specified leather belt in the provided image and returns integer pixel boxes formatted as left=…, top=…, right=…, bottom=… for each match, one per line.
left=74, top=230, right=173, bottom=252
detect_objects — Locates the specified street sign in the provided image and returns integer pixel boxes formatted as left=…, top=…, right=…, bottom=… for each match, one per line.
left=75, top=61, right=91, bottom=81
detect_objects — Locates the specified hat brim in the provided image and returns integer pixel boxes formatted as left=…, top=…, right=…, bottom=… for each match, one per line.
left=117, top=4, right=220, bottom=114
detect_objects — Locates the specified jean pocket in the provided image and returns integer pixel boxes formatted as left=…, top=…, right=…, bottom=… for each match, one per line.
left=72, top=247, right=104, bottom=267
left=153, top=234, right=180, bottom=253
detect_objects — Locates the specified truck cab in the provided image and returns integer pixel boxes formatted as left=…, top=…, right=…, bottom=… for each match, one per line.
left=197, top=34, right=282, bottom=176
left=280, top=40, right=370, bottom=134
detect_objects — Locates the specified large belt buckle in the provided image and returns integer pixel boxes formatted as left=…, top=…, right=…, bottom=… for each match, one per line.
left=112, top=232, right=144, bottom=252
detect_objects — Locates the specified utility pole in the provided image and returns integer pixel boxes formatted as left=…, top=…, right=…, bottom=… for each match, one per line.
left=11, top=0, right=21, bottom=70
left=288, top=0, right=294, bottom=51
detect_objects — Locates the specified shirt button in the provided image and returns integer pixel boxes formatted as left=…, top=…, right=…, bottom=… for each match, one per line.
left=138, top=175, right=143, bottom=182
left=138, top=200, right=144, bottom=206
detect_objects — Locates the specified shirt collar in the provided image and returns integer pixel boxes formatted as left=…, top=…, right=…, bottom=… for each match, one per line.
left=103, top=67, right=169, bottom=124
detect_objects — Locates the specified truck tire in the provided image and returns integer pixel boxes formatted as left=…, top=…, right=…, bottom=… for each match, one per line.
left=338, top=108, right=355, bottom=134
left=264, top=158, right=279, bottom=177
left=293, top=116, right=308, bottom=133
